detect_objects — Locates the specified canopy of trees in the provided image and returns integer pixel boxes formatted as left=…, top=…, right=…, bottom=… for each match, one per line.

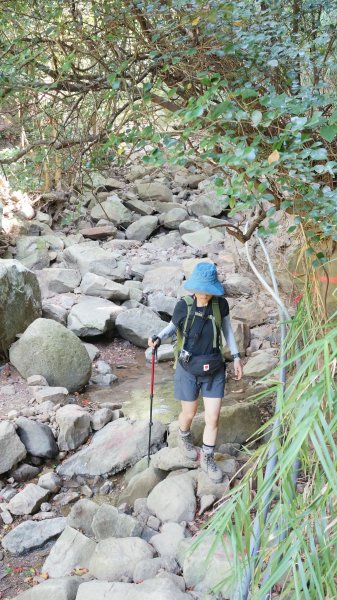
left=0, top=0, right=336, bottom=248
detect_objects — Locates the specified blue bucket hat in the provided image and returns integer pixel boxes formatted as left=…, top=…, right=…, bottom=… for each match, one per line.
left=183, top=263, right=224, bottom=296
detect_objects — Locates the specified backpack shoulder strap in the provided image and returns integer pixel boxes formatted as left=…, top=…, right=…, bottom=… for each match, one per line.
left=211, top=297, right=224, bottom=353
left=174, top=296, right=195, bottom=368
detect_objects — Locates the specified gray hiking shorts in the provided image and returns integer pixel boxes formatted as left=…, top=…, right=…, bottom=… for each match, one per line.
left=174, top=361, right=226, bottom=402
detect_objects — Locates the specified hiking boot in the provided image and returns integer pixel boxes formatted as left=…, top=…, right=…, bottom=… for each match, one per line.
left=200, top=451, right=223, bottom=483
left=178, top=432, right=198, bottom=461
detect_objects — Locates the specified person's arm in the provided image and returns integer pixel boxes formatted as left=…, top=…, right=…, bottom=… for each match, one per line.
left=222, top=315, right=243, bottom=380
left=148, top=321, right=177, bottom=348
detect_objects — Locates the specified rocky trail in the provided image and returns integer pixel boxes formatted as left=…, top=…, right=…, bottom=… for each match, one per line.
left=0, top=164, right=293, bottom=599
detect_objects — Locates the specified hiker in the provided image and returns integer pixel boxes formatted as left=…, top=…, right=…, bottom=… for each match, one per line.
left=148, top=262, right=243, bottom=483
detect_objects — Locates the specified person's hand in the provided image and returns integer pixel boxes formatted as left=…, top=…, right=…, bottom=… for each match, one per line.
left=234, top=358, right=243, bottom=381
left=148, top=336, right=161, bottom=349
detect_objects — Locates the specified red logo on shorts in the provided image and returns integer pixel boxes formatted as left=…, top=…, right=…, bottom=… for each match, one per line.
left=203, top=364, right=210, bottom=372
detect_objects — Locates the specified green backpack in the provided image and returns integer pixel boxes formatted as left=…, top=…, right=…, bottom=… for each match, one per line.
left=173, top=295, right=224, bottom=367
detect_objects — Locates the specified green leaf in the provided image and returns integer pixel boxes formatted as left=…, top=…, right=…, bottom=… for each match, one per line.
left=319, top=125, right=337, bottom=143
left=251, top=110, right=262, bottom=127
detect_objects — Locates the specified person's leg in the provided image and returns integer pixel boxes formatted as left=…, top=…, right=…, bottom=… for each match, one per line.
left=200, top=396, right=223, bottom=482
left=202, top=397, right=222, bottom=446
left=178, top=399, right=198, bottom=433
left=177, top=400, right=198, bottom=460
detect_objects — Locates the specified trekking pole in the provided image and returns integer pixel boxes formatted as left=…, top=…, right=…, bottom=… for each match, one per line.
left=147, top=344, right=157, bottom=467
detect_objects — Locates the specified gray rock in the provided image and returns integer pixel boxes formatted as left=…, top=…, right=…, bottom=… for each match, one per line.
left=199, top=494, right=216, bottom=515
left=224, top=273, right=255, bottom=297
left=56, top=405, right=91, bottom=451
left=133, top=556, right=178, bottom=583
left=91, top=504, right=143, bottom=540
left=116, top=306, right=169, bottom=348
left=75, top=578, right=190, bottom=599
left=0, top=421, right=26, bottom=475
left=127, top=165, right=155, bottom=182
left=42, top=301, right=68, bottom=325
left=61, top=243, right=127, bottom=280
left=136, top=182, right=172, bottom=203
left=168, top=403, right=261, bottom=447
left=0, top=259, right=41, bottom=352
left=125, top=216, right=159, bottom=242
left=147, top=292, right=177, bottom=316
left=16, top=417, right=58, bottom=458
left=38, top=472, right=62, bottom=493
left=57, top=418, right=166, bottom=478
left=142, top=265, right=184, bottom=295
left=2, top=517, right=66, bottom=555
left=150, top=447, right=198, bottom=471
left=243, top=350, right=278, bottom=377
left=119, top=465, right=166, bottom=507
left=89, top=536, right=154, bottom=581
left=145, top=344, right=174, bottom=362
left=34, top=386, right=69, bottom=405
left=35, top=268, right=81, bottom=298
left=124, top=197, right=155, bottom=215
left=90, top=373, right=118, bottom=386
left=150, top=231, right=182, bottom=250
left=8, top=484, right=49, bottom=515
left=15, top=236, right=51, bottom=269
left=150, top=522, right=186, bottom=560
left=91, top=196, right=133, bottom=226
left=90, top=408, right=113, bottom=431
left=83, top=342, right=99, bottom=361
left=181, top=227, right=224, bottom=249
left=177, top=534, right=235, bottom=597
left=13, top=576, right=81, bottom=600
left=178, top=220, right=203, bottom=235
left=9, top=319, right=92, bottom=393
left=189, top=189, right=228, bottom=217
left=12, top=463, right=40, bottom=482
left=79, top=273, right=129, bottom=300
left=196, top=470, right=230, bottom=500
left=66, top=499, right=99, bottom=537
left=162, top=208, right=188, bottom=229
left=231, top=299, right=268, bottom=327
left=67, top=296, right=124, bottom=337
left=42, top=526, right=96, bottom=577
left=147, top=474, right=196, bottom=523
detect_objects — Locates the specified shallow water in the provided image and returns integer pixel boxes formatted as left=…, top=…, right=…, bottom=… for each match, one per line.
left=86, top=357, right=252, bottom=424
left=86, top=360, right=180, bottom=423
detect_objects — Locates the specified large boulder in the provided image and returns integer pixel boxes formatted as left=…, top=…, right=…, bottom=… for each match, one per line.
left=35, top=268, right=81, bottom=298
left=189, top=190, right=228, bottom=217
left=181, top=227, right=224, bottom=249
left=79, top=273, right=129, bottom=301
left=91, top=504, right=143, bottom=540
left=168, top=402, right=261, bottom=447
left=243, top=350, right=278, bottom=377
left=2, top=517, right=66, bottom=555
left=9, top=318, right=92, bottom=393
left=75, top=579, right=190, bottom=600
left=177, top=534, right=235, bottom=597
left=89, top=536, right=154, bottom=581
left=90, top=196, right=133, bottom=226
left=67, top=296, right=124, bottom=337
left=147, top=473, right=196, bottom=523
left=116, top=306, right=169, bottom=348
left=57, top=418, right=166, bottom=478
left=61, top=243, right=127, bottom=280
left=16, top=416, right=58, bottom=458
left=12, top=577, right=81, bottom=600
left=42, top=526, right=96, bottom=578
left=125, top=215, right=159, bottom=241
left=0, top=421, right=26, bottom=475
left=136, top=182, right=172, bottom=203
left=0, top=259, right=42, bottom=352
left=8, top=483, right=49, bottom=515
left=56, top=405, right=91, bottom=451
left=142, top=265, right=184, bottom=295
